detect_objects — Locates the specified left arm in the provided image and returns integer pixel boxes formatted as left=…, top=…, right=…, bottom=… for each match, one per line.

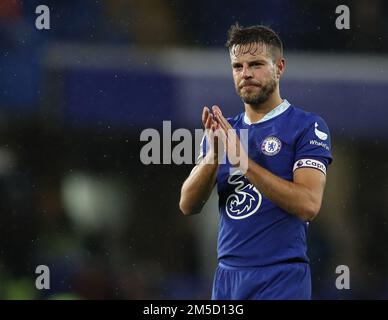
left=212, top=105, right=327, bottom=222
left=244, top=161, right=326, bottom=221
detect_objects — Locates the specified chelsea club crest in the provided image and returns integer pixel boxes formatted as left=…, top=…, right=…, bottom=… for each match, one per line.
left=261, top=136, right=282, bottom=156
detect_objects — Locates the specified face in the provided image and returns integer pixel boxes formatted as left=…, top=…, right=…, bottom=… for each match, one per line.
left=230, top=42, right=284, bottom=106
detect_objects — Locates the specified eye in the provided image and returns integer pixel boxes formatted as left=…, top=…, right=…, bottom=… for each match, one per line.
left=233, top=64, right=243, bottom=70
left=251, top=62, right=263, bottom=67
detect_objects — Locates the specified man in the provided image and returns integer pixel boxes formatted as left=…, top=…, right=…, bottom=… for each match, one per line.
left=179, top=24, right=333, bottom=300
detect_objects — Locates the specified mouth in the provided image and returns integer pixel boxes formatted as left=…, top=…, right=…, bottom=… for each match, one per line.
left=240, top=84, right=260, bottom=90
left=240, top=81, right=261, bottom=88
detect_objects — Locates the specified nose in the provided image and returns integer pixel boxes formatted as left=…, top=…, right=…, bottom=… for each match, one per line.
left=241, top=65, right=253, bottom=79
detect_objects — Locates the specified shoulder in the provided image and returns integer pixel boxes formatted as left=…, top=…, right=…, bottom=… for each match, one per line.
left=287, top=105, right=330, bottom=132
left=288, top=105, right=332, bottom=157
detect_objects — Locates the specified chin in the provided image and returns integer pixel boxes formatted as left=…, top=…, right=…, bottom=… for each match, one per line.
left=242, top=95, right=268, bottom=105
left=242, top=93, right=259, bottom=101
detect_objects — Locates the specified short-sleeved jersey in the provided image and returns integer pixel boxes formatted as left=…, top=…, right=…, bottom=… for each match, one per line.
left=198, top=100, right=333, bottom=267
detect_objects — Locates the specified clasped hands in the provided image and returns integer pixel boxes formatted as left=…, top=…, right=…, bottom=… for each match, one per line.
left=202, top=105, right=249, bottom=173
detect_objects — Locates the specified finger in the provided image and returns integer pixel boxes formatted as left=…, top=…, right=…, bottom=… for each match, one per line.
left=202, top=106, right=209, bottom=126
left=215, top=113, right=229, bottom=133
left=212, top=106, right=233, bottom=131
left=207, top=125, right=213, bottom=139
left=218, top=128, right=228, bottom=152
left=211, top=107, right=227, bottom=131
left=205, top=112, right=214, bottom=130
left=211, top=105, right=222, bottom=115
left=212, top=105, right=226, bottom=123
left=216, top=111, right=233, bottom=131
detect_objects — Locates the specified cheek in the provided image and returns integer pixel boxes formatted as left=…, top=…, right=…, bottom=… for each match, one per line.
left=232, top=73, right=241, bottom=84
left=254, top=68, right=273, bottom=80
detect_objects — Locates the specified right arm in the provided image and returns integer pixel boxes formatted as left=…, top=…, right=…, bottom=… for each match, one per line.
left=179, top=106, right=222, bottom=215
left=179, top=154, right=219, bottom=215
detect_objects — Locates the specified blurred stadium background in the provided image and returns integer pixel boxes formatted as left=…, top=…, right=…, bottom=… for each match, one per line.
left=0, top=0, right=388, bottom=299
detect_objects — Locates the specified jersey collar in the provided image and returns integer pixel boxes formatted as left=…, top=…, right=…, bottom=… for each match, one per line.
left=243, top=99, right=291, bottom=125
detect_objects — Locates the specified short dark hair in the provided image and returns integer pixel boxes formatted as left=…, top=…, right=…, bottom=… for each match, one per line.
left=226, top=23, right=283, bottom=60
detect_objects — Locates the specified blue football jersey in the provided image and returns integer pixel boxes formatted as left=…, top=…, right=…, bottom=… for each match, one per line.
left=199, top=100, right=333, bottom=267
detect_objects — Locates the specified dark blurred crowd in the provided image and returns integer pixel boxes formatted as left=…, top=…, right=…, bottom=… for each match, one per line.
left=1, top=0, right=387, bottom=108
left=0, top=0, right=387, bottom=50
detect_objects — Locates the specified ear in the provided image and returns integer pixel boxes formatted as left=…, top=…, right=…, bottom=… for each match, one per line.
left=276, top=58, right=285, bottom=79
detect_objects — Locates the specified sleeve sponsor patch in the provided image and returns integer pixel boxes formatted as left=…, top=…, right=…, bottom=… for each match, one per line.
left=293, top=158, right=327, bottom=175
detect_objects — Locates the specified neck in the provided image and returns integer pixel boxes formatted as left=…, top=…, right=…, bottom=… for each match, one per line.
left=244, top=90, right=283, bottom=123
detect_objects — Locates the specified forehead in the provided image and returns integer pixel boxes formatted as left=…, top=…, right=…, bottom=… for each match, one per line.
left=229, top=42, right=272, bottom=63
